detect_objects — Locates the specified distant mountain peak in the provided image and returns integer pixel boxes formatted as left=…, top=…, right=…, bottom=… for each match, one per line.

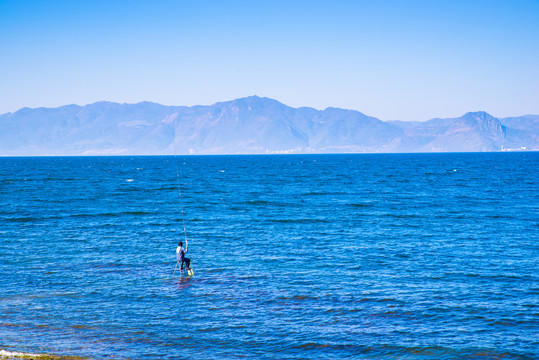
left=234, top=95, right=283, bottom=105
left=456, top=111, right=502, bottom=130
left=215, top=95, right=267, bottom=105
left=212, top=96, right=290, bottom=115
left=461, top=111, right=496, bottom=121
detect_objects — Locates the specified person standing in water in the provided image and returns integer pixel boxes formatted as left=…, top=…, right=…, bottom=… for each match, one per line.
left=176, top=241, right=191, bottom=270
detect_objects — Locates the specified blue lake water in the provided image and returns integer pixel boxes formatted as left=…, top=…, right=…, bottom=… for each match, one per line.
left=0, top=153, right=537, bottom=359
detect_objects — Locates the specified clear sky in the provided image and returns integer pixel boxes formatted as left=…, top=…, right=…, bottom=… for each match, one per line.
left=1, top=0, right=538, bottom=121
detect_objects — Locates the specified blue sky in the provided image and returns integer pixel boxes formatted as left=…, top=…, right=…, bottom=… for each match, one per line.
left=1, top=0, right=538, bottom=121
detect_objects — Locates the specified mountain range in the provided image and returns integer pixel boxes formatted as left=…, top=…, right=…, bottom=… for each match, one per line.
left=0, top=96, right=537, bottom=155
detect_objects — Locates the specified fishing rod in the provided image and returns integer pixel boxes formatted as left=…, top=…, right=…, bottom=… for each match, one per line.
left=172, top=126, right=190, bottom=277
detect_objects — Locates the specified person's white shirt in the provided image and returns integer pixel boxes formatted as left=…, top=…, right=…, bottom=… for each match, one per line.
left=176, top=245, right=187, bottom=261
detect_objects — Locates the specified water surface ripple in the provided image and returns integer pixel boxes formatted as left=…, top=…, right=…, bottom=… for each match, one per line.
left=0, top=153, right=537, bottom=359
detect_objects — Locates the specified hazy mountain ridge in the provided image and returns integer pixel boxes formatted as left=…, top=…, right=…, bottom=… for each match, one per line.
left=0, top=96, right=537, bottom=155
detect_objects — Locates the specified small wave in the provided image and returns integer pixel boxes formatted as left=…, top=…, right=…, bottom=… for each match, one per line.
left=277, top=294, right=320, bottom=302
left=69, top=211, right=153, bottom=219
left=243, top=200, right=270, bottom=205
left=302, top=191, right=327, bottom=196
left=4, top=216, right=40, bottom=223
left=302, top=191, right=349, bottom=196
left=0, top=323, right=23, bottom=328
left=349, top=203, right=374, bottom=208
left=294, top=344, right=532, bottom=358
left=381, top=213, right=419, bottom=219
left=71, top=324, right=94, bottom=330
left=70, top=212, right=119, bottom=218
left=86, top=262, right=134, bottom=275
left=197, top=327, right=220, bottom=333
left=122, top=211, right=153, bottom=216
left=295, top=342, right=332, bottom=349
left=155, top=186, right=178, bottom=191
left=269, top=218, right=330, bottom=224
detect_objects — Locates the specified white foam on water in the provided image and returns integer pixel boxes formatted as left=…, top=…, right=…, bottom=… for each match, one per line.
left=0, top=349, right=41, bottom=358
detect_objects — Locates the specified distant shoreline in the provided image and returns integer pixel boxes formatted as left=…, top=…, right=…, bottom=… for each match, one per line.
left=0, top=150, right=537, bottom=158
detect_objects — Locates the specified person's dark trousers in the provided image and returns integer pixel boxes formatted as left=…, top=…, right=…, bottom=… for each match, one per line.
left=181, top=258, right=191, bottom=269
